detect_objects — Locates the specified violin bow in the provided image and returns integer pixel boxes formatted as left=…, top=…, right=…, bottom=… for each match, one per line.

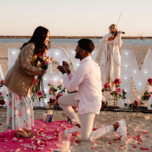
left=117, top=11, right=123, bottom=27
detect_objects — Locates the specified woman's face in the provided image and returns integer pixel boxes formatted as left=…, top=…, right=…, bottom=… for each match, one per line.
left=44, top=31, right=50, bottom=46
left=109, top=26, right=116, bottom=33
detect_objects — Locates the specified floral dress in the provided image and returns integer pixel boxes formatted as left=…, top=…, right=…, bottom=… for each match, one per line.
left=6, top=90, right=34, bottom=130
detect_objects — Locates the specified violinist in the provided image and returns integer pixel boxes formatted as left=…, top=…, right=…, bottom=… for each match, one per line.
left=99, top=24, right=124, bottom=90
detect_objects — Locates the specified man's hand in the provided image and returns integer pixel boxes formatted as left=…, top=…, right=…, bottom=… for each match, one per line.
left=57, top=65, right=66, bottom=74
left=63, top=61, right=71, bottom=74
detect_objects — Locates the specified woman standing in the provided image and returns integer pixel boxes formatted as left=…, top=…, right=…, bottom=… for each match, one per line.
left=100, top=24, right=122, bottom=90
left=4, top=26, right=50, bottom=138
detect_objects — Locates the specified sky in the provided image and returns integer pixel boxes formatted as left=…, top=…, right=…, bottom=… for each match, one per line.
left=0, top=0, right=152, bottom=36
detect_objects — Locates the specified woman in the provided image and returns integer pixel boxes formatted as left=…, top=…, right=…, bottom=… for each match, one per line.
left=99, top=24, right=122, bottom=90
left=4, top=26, right=50, bottom=138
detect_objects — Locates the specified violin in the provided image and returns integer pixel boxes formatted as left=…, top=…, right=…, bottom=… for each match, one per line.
left=112, top=31, right=125, bottom=39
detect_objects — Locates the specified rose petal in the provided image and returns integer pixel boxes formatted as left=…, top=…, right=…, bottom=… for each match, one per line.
left=91, top=146, right=97, bottom=149
left=133, top=145, right=137, bottom=148
left=119, top=146, right=124, bottom=149
left=75, top=140, right=81, bottom=144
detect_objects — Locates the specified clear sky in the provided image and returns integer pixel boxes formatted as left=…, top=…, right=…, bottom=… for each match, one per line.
left=0, top=0, right=152, bottom=36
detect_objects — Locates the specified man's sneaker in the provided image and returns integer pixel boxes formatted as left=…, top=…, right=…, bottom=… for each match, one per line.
left=64, top=126, right=81, bottom=137
left=116, top=120, right=127, bottom=140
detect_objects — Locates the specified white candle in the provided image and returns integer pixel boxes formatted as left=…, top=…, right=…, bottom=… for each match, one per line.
left=43, top=113, right=47, bottom=121
left=47, top=110, right=53, bottom=115
left=62, top=141, right=70, bottom=150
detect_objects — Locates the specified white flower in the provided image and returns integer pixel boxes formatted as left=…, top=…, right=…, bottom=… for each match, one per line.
left=49, top=79, right=55, bottom=85
left=43, top=57, right=46, bottom=61
left=136, top=95, right=141, bottom=100
left=147, top=86, right=152, bottom=93
left=57, top=79, right=63, bottom=85
left=102, top=96, right=106, bottom=102
left=126, top=99, right=131, bottom=104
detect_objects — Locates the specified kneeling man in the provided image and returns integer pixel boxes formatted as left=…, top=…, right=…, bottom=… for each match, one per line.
left=57, top=39, right=127, bottom=141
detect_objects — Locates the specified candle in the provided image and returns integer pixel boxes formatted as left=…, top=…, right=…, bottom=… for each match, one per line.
left=43, top=113, right=47, bottom=121
left=62, top=141, right=70, bottom=150
left=47, top=110, right=53, bottom=115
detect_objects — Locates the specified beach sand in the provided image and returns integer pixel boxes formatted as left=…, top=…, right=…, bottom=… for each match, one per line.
left=0, top=43, right=152, bottom=151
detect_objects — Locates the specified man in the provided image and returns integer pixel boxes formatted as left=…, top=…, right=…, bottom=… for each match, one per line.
left=57, top=39, right=127, bottom=141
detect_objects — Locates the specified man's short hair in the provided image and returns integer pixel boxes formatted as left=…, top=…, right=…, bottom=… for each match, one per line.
left=78, top=39, right=95, bottom=53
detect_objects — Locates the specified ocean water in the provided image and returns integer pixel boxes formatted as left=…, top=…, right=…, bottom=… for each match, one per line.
left=0, top=38, right=152, bottom=45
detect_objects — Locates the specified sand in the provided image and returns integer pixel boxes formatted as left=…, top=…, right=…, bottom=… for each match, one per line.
left=1, top=43, right=152, bottom=151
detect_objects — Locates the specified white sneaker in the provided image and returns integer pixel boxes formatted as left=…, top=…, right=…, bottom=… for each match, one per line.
left=64, top=126, right=81, bottom=137
left=116, top=120, right=127, bottom=141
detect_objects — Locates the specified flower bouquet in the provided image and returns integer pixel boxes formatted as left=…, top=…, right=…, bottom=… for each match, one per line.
left=32, top=49, right=53, bottom=107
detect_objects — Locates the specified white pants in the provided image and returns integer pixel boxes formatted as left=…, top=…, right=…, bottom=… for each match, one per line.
left=58, top=93, right=114, bottom=141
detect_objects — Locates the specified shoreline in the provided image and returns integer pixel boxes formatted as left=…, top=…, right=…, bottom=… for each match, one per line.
left=0, top=36, right=152, bottom=39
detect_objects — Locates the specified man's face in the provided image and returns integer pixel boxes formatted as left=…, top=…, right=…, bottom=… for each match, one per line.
left=75, top=45, right=82, bottom=59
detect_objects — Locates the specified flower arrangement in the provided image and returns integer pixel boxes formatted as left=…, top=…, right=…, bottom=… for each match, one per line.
left=102, top=83, right=111, bottom=95
left=110, top=78, right=126, bottom=117
left=0, top=79, right=6, bottom=106
left=48, top=79, right=65, bottom=109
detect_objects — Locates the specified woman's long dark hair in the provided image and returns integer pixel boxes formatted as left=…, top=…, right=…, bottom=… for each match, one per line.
left=21, top=26, right=50, bottom=55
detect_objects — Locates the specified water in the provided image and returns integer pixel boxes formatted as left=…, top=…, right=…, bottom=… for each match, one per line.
left=0, top=38, right=152, bottom=45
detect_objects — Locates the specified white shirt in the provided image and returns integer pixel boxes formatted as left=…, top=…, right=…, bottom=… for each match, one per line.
left=62, top=56, right=102, bottom=115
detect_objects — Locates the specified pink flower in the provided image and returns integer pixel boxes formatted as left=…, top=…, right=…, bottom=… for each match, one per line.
left=34, top=78, right=38, bottom=85
left=0, top=92, right=3, bottom=97
left=114, top=78, right=121, bottom=85
left=116, top=87, right=123, bottom=94
left=148, top=93, right=151, bottom=99
left=49, top=79, right=55, bottom=85
left=136, top=95, right=141, bottom=100
left=44, top=61, right=48, bottom=65
left=50, top=57, right=54, bottom=60
left=44, top=49, right=48, bottom=54
left=18, top=94, right=23, bottom=100
left=148, top=78, right=152, bottom=85
left=134, top=100, right=139, bottom=107
left=1, top=79, right=4, bottom=86
left=57, top=79, right=63, bottom=85
left=37, top=90, right=44, bottom=98
left=18, top=110, right=24, bottom=118
left=8, top=102, right=12, bottom=108
left=102, top=96, right=106, bottom=102
left=8, top=116, right=12, bottom=123
left=126, top=99, right=131, bottom=104
left=43, top=57, right=46, bottom=61
left=147, top=86, right=152, bottom=93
